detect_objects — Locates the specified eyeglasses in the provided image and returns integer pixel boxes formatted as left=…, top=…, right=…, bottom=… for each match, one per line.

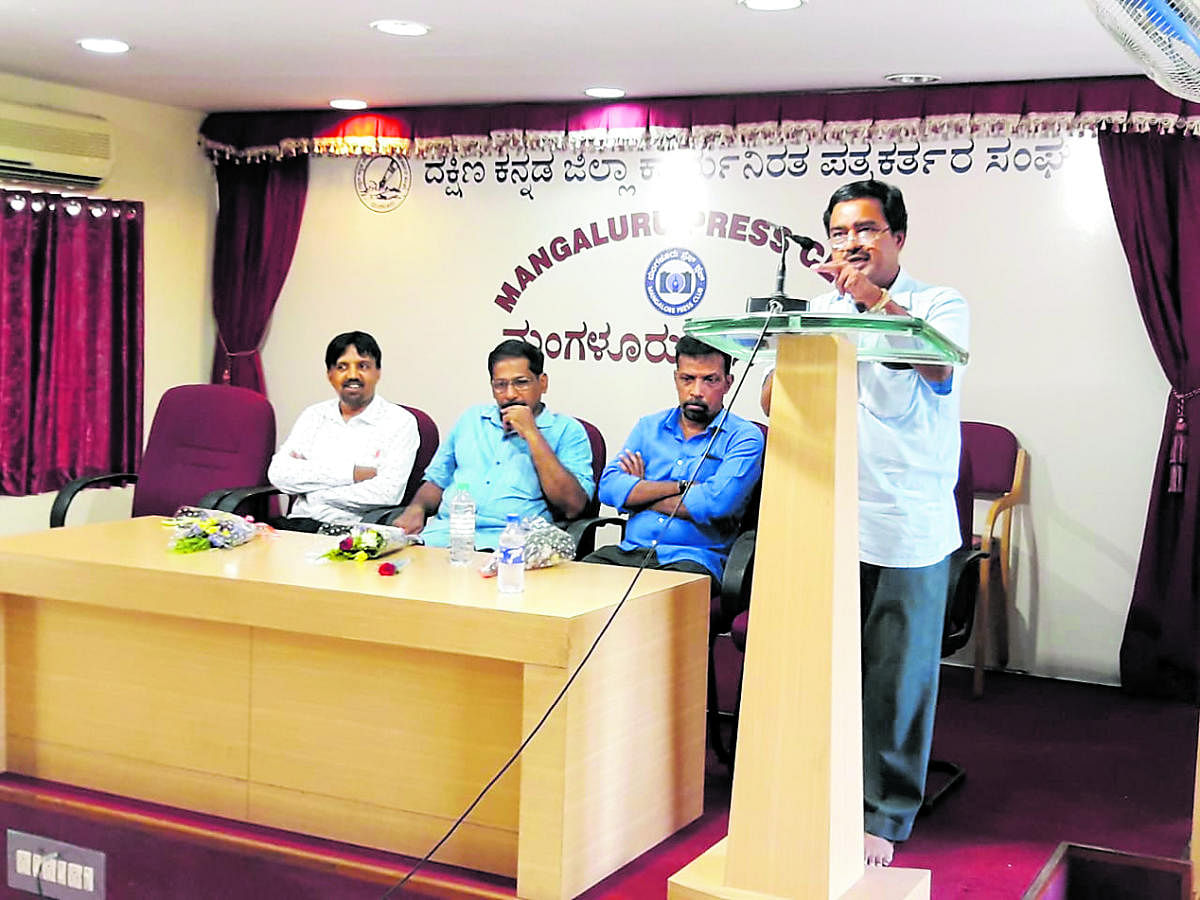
left=491, top=377, right=537, bottom=392
left=827, top=224, right=891, bottom=249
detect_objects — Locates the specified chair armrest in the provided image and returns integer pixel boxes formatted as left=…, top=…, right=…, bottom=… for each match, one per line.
left=564, top=515, right=626, bottom=559
left=981, top=491, right=1022, bottom=546
left=944, top=547, right=988, bottom=652
left=214, top=484, right=284, bottom=517
left=197, top=489, right=233, bottom=509
left=50, top=472, right=138, bottom=528
left=717, top=529, right=757, bottom=626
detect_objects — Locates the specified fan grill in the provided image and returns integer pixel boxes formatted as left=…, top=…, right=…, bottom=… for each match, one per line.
left=1088, top=0, right=1200, bottom=101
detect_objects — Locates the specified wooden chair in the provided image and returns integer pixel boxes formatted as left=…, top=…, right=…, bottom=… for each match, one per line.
left=961, top=421, right=1029, bottom=697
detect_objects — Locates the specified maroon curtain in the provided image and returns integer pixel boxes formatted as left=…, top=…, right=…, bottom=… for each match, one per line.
left=0, top=191, right=143, bottom=496
left=1099, top=131, right=1200, bottom=701
left=210, top=155, right=307, bottom=392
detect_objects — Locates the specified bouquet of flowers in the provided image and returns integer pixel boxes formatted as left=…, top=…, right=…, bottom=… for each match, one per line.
left=480, top=517, right=575, bottom=576
left=163, top=507, right=261, bottom=553
left=321, top=522, right=419, bottom=562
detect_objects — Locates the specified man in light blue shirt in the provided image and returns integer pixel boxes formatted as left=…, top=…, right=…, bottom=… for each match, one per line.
left=583, top=336, right=764, bottom=587
left=763, top=179, right=968, bottom=867
left=392, top=340, right=593, bottom=549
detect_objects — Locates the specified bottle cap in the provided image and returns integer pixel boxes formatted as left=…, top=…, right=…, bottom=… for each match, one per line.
left=506, top=513, right=519, bottom=523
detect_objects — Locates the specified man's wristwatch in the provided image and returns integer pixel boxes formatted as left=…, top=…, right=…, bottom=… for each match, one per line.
left=867, top=289, right=891, bottom=314
left=678, top=479, right=690, bottom=496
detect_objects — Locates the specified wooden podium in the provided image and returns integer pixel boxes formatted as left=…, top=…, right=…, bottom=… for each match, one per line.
left=668, top=313, right=969, bottom=900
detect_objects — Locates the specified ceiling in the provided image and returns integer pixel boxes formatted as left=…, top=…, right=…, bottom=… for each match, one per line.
left=1, top=1, right=1143, bottom=113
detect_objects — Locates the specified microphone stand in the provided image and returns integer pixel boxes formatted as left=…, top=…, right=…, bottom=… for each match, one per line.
left=746, top=227, right=813, bottom=313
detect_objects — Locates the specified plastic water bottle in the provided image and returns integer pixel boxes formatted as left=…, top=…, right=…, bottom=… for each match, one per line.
left=448, top=482, right=476, bottom=566
left=497, top=514, right=526, bottom=593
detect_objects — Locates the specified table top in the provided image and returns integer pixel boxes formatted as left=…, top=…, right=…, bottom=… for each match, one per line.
left=0, top=517, right=707, bottom=667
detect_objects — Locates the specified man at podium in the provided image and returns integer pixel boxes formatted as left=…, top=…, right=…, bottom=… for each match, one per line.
left=762, top=179, right=969, bottom=867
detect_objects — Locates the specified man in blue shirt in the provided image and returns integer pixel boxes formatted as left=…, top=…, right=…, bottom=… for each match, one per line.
left=583, top=336, right=765, bottom=588
left=762, top=179, right=968, bottom=867
left=392, top=339, right=593, bottom=549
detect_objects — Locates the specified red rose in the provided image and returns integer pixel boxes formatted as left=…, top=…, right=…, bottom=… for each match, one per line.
left=339, top=536, right=355, bottom=551
left=378, top=562, right=397, bottom=576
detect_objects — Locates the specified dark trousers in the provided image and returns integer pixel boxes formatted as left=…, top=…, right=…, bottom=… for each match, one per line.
left=581, top=544, right=720, bottom=595
left=267, top=516, right=350, bottom=536
left=860, top=556, right=949, bottom=842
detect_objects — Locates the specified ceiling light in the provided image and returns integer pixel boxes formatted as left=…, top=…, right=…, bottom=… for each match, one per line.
left=737, top=0, right=806, bottom=10
left=584, top=87, right=626, bottom=99
left=884, top=72, right=942, bottom=85
left=330, top=98, right=368, bottom=110
left=76, top=38, right=130, bottom=54
left=370, top=19, right=430, bottom=36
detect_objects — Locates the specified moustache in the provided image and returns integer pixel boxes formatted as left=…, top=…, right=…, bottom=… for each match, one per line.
left=500, top=400, right=527, bottom=410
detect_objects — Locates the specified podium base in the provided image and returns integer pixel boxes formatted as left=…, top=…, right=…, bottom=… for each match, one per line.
left=668, top=838, right=930, bottom=900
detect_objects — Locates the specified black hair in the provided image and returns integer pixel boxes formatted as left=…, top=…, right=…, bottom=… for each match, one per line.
left=325, top=331, right=382, bottom=369
left=488, top=339, right=544, bottom=377
left=675, top=335, right=732, bottom=374
left=822, top=179, right=908, bottom=236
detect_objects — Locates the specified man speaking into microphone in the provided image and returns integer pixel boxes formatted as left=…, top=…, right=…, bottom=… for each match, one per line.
left=761, top=180, right=969, bottom=868
left=393, top=339, right=593, bottom=549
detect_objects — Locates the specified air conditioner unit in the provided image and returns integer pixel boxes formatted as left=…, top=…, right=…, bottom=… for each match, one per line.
left=0, top=100, right=114, bottom=189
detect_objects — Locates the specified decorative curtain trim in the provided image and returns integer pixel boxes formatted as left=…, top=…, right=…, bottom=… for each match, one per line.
left=200, top=76, right=1200, bottom=162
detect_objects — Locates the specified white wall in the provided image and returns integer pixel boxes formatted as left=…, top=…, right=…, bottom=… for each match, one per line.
left=0, top=71, right=216, bottom=535
left=261, top=138, right=1165, bottom=685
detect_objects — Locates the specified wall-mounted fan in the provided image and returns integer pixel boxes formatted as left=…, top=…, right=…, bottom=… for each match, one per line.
left=1086, top=0, right=1200, bottom=101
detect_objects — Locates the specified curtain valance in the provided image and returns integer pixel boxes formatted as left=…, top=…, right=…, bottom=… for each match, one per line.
left=200, top=76, right=1200, bottom=162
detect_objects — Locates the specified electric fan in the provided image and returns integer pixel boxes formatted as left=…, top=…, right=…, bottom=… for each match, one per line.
left=1086, top=0, right=1200, bottom=101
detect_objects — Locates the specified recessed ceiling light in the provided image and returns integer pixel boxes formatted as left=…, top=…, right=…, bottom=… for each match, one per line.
left=76, top=38, right=130, bottom=54
left=330, top=98, right=368, bottom=110
left=737, top=0, right=806, bottom=10
left=584, top=87, right=626, bottom=99
left=370, top=19, right=430, bottom=36
left=884, top=72, right=942, bottom=85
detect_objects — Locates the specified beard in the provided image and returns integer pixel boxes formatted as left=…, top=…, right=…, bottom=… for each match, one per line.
left=339, top=381, right=370, bottom=409
left=681, top=401, right=713, bottom=424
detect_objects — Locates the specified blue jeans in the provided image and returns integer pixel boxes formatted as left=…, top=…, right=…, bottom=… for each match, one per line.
left=860, top=556, right=950, bottom=842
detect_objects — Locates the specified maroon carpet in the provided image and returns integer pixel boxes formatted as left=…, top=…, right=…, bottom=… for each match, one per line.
left=0, top=664, right=1193, bottom=899
left=579, top=662, right=1197, bottom=899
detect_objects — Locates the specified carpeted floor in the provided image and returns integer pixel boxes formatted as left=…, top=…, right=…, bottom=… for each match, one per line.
left=579, top=661, right=1197, bottom=899
left=0, top=664, right=1193, bottom=899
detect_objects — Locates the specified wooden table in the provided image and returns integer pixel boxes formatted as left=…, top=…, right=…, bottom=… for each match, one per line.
left=0, top=517, right=709, bottom=900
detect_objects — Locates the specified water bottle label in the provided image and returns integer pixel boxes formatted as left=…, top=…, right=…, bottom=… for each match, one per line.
left=499, top=546, right=524, bottom=566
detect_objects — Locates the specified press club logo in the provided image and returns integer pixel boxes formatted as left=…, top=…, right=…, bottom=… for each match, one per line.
left=644, top=247, right=707, bottom=316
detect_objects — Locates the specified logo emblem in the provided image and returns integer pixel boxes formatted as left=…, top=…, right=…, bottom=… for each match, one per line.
left=644, top=248, right=707, bottom=316
left=354, top=154, right=412, bottom=213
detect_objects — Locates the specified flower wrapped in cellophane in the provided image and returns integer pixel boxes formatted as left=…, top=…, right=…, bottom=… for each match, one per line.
left=163, top=507, right=262, bottom=553
left=321, top=522, right=420, bottom=562
left=479, top=516, right=575, bottom=576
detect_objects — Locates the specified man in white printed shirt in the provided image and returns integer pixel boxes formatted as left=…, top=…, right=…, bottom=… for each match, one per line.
left=267, top=331, right=419, bottom=532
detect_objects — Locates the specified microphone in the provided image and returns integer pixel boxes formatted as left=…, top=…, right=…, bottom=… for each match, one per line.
left=746, top=227, right=820, bottom=313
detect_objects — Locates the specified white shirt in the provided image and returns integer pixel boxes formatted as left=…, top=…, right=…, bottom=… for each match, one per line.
left=809, top=268, right=969, bottom=568
left=268, top=394, right=419, bottom=525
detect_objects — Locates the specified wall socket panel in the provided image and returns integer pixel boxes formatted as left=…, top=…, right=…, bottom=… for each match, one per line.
left=6, top=830, right=105, bottom=898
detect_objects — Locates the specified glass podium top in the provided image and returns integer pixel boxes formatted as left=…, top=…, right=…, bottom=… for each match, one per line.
left=684, top=311, right=969, bottom=367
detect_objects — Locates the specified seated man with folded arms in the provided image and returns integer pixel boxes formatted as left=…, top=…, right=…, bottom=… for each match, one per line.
left=582, top=335, right=764, bottom=589
left=267, top=331, right=419, bottom=533
left=392, top=339, right=593, bottom=549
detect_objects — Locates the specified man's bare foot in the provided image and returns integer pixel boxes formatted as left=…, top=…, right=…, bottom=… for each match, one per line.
left=864, top=832, right=894, bottom=866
